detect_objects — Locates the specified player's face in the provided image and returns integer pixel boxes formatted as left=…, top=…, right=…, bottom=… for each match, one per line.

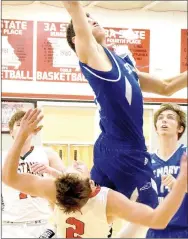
left=87, top=17, right=106, bottom=43
left=156, top=110, right=183, bottom=138
left=66, top=161, right=90, bottom=179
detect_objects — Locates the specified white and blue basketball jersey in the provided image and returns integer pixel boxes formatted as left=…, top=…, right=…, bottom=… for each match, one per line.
left=151, top=144, right=188, bottom=229
left=80, top=47, right=146, bottom=150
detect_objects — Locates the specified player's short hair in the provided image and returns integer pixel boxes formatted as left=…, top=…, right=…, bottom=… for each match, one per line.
left=154, top=103, right=186, bottom=140
left=66, top=13, right=90, bottom=52
left=8, top=110, right=26, bottom=131
left=55, top=173, right=92, bottom=214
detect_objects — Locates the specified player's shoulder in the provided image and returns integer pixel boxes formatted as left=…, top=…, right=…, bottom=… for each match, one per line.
left=35, top=146, right=56, bottom=156
left=42, top=146, right=56, bottom=154
left=180, top=144, right=187, bottom=152
left=100, top=186, right=110, bottom=194
left=176, top=144, right=187, bottom=157
left=149, top=151, right=158, bottom=163
left=31, top=146, right=51, bottom=163
left=94, top=187, right=110, bottom=202
left=32, top=145, right=48, bottom=154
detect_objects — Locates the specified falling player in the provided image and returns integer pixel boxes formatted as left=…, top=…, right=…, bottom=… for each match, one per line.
left=2, top=110, right=65, bottom=238
left=146, top=103, right=188, bottom=238
left=2, top=108, right=188, bottom=238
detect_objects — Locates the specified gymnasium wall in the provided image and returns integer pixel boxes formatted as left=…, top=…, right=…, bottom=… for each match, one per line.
left=2, top=2, right=187, bottom=100
left=2, top=3, right=187, bottom=153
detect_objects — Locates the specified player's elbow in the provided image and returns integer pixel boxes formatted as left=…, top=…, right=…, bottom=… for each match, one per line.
left=149, top=217, right=168, bottom=229
left=158, top=82, right=173, bottom=97
left=2, top=169, right=17, bottom=187
left=2, top=172, right=11, bottom=185
left=162, top=87, right=173, bottom=97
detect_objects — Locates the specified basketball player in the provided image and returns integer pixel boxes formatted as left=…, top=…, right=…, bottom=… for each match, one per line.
left=64, top=1, right=187, bottom=210
left=2, top=110, right=65, bottom=238
left=146, top=103, right=188, bottom=238
left=2, top=108, right=188, bottom=238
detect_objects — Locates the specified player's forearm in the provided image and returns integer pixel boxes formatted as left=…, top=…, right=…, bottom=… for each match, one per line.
left=2, top=132, right=27, bottom=184
left=138, top=71, right=168, bottom=95
left=163, top=71, right=187, bottom=96
left=151, top=176, right=186, bottom=229
left=63, top=1, right=92, bottom=40
left=49, top=168, right=63, bottom=178
left=138, top=71, right=187, bottom=96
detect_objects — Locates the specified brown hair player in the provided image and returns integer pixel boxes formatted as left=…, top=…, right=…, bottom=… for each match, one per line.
left=146, top=103, right=188, bottom=238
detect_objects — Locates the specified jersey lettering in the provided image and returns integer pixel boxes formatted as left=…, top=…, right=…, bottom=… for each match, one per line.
left=66, top=217, right=85, bottom=238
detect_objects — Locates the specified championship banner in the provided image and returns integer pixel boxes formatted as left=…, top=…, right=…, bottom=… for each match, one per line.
left=37, top=21, right=87, bottom=83
left=105, top=28, right=150, bottom=72
left=2, top=19, right=33, bottom=81
left=180, top=29, right=188, bottom=73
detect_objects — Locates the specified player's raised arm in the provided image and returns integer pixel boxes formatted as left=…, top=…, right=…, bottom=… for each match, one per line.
left=2, top=109, right=56, bottom=203
left=137, top=70, right=187, bottom=96
left=63, top=1, right=98, bottom=63
left=107, top=153, right=187, bottom=229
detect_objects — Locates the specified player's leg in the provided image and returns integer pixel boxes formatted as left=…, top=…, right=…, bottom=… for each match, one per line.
left=92, top=147, right=142, bottom=199
left=91, top=147, right=146, bottom=238
left=91, top=139, right=117, bottom=190
left=91, top=163, right=116, bottom=190
left=135, top=154, right=158, bottom=208
left=117, top=155, right=159, bottom=238
left=117, top=154, right=159, bottom=238
left=94, top=149, right=158, bottom=238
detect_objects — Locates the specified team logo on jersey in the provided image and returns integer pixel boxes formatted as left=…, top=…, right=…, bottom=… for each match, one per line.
left=144, top=157, right=148, bottom=165
left=140, top=182, right=151, bottom=191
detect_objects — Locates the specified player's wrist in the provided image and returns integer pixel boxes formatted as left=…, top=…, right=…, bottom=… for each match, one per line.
left=18, top=128, right=29, bottom=138
left=15, top=130, right=29, bottom=143
left=176, top=175, right=187, bottom=191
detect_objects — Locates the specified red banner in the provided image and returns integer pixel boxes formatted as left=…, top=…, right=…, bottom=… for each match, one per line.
left=105, top=28, right=150, bottom=72
left=180, top=29, right=188, bottom=73
left=37, top=21, right=87, bottom=83
left=2, top=19, right=33, bottom=81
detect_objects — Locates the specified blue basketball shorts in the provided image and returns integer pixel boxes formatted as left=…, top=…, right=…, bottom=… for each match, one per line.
left=91, top=137, right=158, bottom=209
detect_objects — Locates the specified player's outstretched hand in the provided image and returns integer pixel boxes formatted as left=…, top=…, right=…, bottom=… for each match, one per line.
left=63, top=1, right=80, bottom=10
left=19, top=108, right=43, bottom=138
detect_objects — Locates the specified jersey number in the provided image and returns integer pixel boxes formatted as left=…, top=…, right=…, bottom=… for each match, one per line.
left=66, top=217, right=85, bottom=238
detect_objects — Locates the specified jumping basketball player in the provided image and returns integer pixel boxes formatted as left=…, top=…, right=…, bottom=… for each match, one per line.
left=64, top=1, right=187, bottom=209
left=2, top=110, right=65, bottom=238
left=2, top=108, right=188, bottom=238
left=146, top=103, right=188, bottom=238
